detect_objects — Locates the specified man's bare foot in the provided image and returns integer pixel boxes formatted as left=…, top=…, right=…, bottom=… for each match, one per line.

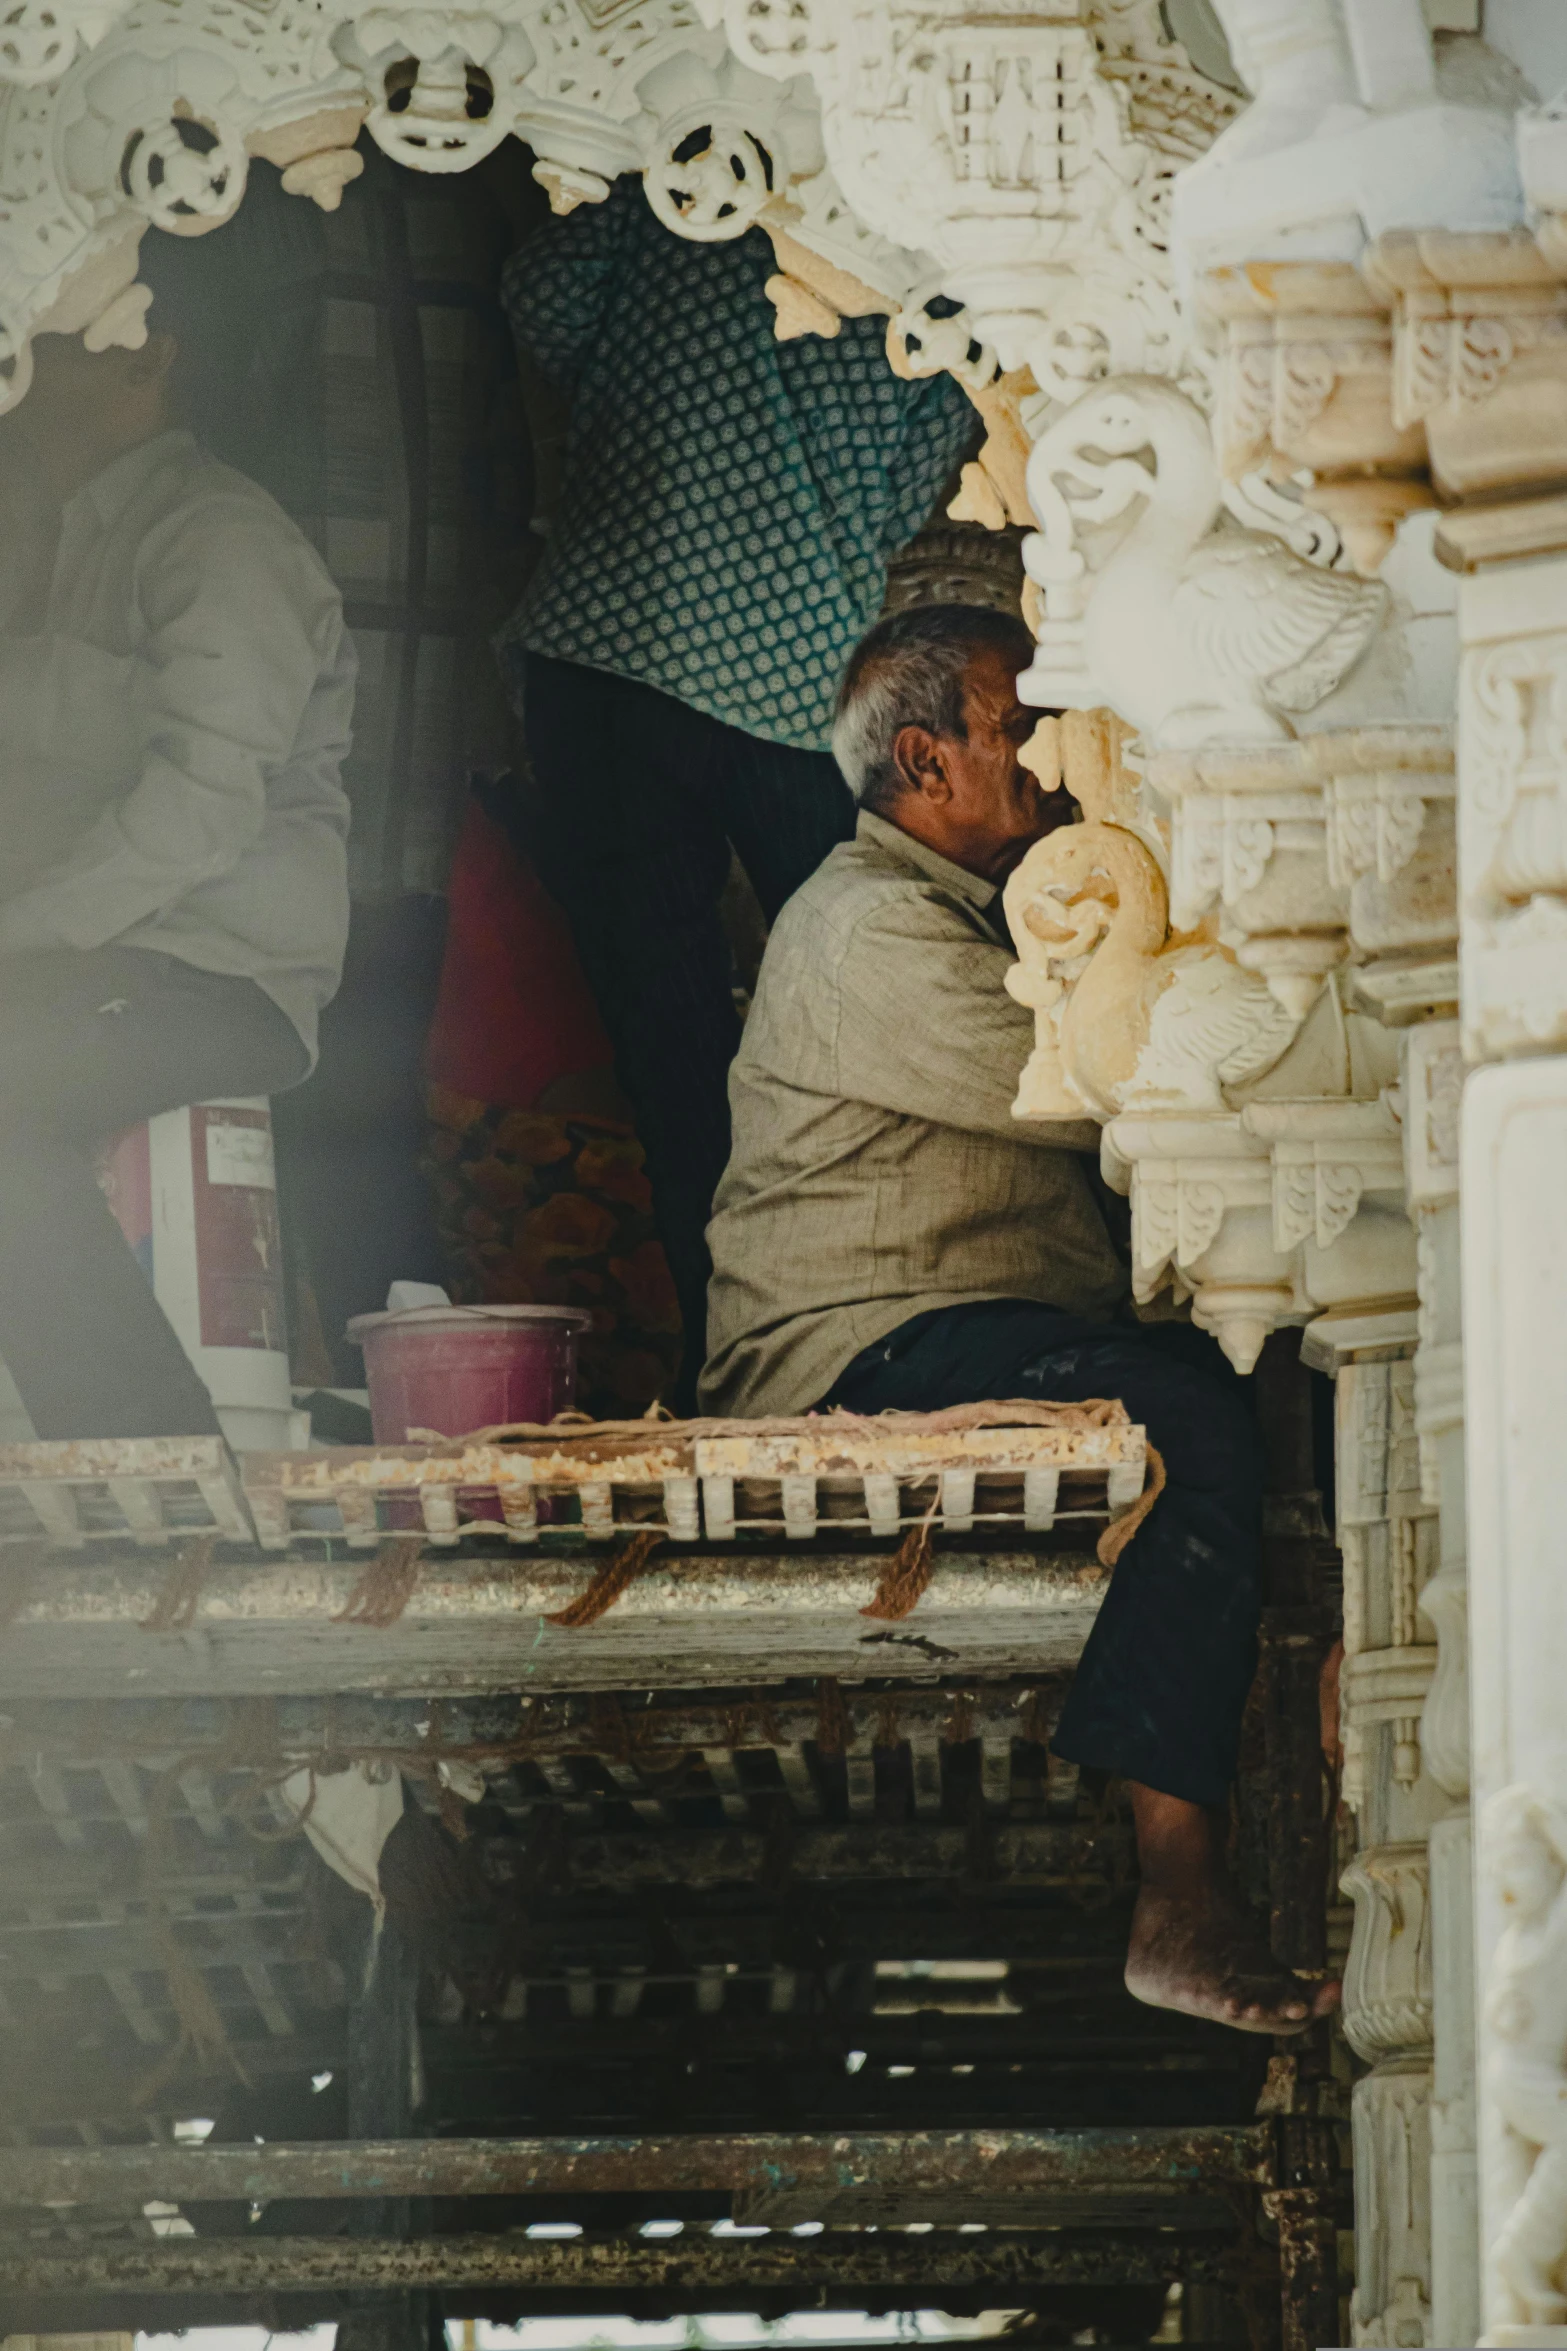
left=1125, top=1881, right=1340, bottom=2034
left=1122, top=1779, right=1341, bottom=2036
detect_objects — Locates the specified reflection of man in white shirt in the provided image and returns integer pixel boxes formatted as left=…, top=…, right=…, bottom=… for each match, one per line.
left=0, top=318, right=355, bottom=1439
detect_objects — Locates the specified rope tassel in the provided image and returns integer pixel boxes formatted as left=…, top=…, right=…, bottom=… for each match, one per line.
left=545, top=1528, right=664, bottom=1630
left=1096, top=1443, right=1166, bottom=1567
left=140, top=1534, right=216, bottom=1632
left=860, top=1488, right=941, bottom=1622
left=333, top=1534, right=426, bottom=1628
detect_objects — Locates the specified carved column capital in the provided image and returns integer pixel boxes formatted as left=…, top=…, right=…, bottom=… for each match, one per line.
left=1198, top=258, right=1430, bottom=574
left=1364, top=229, right=1567, bottom=507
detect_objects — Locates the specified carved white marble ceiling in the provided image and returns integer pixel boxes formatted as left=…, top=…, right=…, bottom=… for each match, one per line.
left=0, top=0, right=1241, bottom=413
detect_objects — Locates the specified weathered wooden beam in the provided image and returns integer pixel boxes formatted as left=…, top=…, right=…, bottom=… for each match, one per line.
left=420, top=2008, right=1221, bottom=2073
left=0, top=2125, right=1274, bottom=2209
left=0, top=1822, right=1132, bottom=1909
left=492, top=1820, right=1133, bottom=1890
left=0, top=2228, right=1239, bottom=2295
left=0, top=1681, right=1068, bottom=1763
left=0, top=1545, right=1106, bottom=1699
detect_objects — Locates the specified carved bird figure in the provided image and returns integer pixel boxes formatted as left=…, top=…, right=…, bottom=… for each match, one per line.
left=1019, top=376, right=1388, bottom=747
left=1003, top=821, right=1300, bottom=1120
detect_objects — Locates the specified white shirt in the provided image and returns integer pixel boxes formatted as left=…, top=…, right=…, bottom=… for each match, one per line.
left=0, top=429, right=355, bottom=1059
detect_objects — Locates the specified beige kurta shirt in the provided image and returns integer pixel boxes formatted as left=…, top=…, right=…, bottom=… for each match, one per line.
left=0, top=429, right=354, bottom=1060
left=699, top=810, right=1128, bottom=1417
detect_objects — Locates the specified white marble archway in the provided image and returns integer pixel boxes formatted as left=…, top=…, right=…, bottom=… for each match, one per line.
left=8, top=3, right=1567, bottom=2341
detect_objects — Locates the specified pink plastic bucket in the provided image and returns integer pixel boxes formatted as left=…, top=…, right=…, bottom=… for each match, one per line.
left=346, top=1305, right=591, bottom=1442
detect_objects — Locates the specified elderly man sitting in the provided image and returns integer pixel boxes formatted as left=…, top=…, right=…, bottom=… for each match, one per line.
left=700, top=602, right=1338, bottom=2037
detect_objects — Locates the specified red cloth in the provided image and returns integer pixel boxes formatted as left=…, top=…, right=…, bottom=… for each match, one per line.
left=425, top=799, right=613, bottom=1109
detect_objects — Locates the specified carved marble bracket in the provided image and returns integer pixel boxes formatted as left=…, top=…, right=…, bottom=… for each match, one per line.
left=1343, top=1840, right=1435, bottom=2059
left=1194, top=228, right=1567, bottom=581
left=1198, top=258, right=1429, bottom=573
left=1148, top=726, right=1455, bottom=1017
left=1100, top=1112, right=1285, bottom=1374
left=1365, top=229, right=1567, bottom=507
left=1243, top=1099, right=1407, bottom=1264
left=1093, top=1093, right=1416, bottom=1374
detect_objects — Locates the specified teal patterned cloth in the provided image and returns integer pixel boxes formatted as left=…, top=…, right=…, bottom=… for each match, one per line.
left=497, top=181, right=978, bottom=754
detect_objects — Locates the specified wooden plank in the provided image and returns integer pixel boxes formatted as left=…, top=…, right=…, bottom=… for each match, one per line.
left=0, top=2230, right=1238, bottom=2294
left=0, top=2126, right=1271, bottom=2208
left=108, top=1479, right=166, bottom=1547
left=909, top=1729, right=944, bottom=1818
left=0, top=1681, right=1070, bottom=1767
left=980, top=1734, right=1013, bottom=1817
left=0, top=1548, right=1110, bottom=1699
left=17, top=1482, right=85, bottom=1549
left=700, top=1748, right=750, bottom=1823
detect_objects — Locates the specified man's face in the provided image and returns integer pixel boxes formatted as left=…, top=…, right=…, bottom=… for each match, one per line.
left=1, top=336, right=114, bottom=458
left=939, top=642, right=1076, bottom=883
left=0, top=332, right=175, bottom=488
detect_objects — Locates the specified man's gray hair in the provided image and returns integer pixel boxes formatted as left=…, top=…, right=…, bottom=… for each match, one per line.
left=831, top=603, right=1037, bottom=815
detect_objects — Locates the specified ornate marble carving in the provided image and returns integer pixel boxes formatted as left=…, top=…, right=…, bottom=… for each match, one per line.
left=1430, top=1808, right=1480, bottom=2351
left=1365, top=230, right=1567, bottom=507
left=1400, top=1018, right=1469, bottom=1804
left=1016, top=376, right=1388, bottom=750
left=1000, top=702, right=1436, bottom=1372
left=1458, top=554, right=1567, bottom=1065
left=1172, top=0, right=1522, bottom=281
left=1464, top=1060, right=1567, bottom=2344
left=705, top=0, right=1240, bottom=404
left=1521, top=84, right=1567, bottom=283
left=1147, top=727, right=1453, bottom=1019
left=1336, top=1358, right=1438, bottom=1806
left=1342, top=1840, right=1435, bottom=2060
left=1198, top=257, right=1429, bottom=574
left=1351, top=2058, right=1435, bottom=2350
left=0, top=1, right=829, bottom=404
left=1002, top=820, right=1298, bottom=1121
left=1483, top=1785, right=1567, bottom=2334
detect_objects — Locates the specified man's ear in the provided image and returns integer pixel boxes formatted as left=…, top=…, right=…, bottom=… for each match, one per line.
left=890, top=722, right=952, bottom=804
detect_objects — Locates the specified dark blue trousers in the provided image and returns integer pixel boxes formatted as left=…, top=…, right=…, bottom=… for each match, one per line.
left=823, top=1300, right=1265, bottom=1808
left=0, top=947, right=307, bottom=1438
left=522, top=652, right=857, bottom=1411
